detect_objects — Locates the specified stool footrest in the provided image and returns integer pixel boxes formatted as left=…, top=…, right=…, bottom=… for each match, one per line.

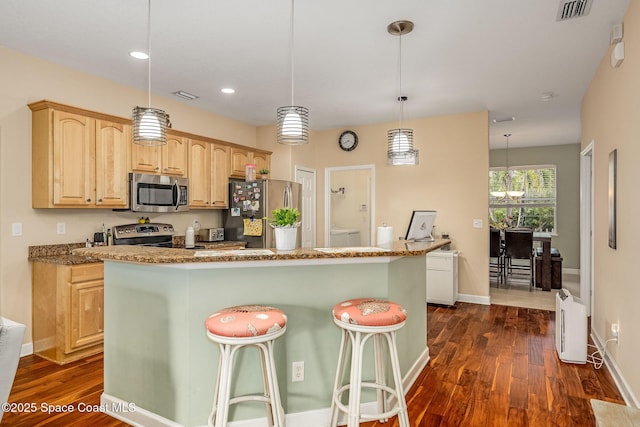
left=333, top=381, right=403, bottom=421
left=229, top=394, right=272, bottom=406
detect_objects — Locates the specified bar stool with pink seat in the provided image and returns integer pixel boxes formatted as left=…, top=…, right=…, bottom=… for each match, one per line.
left=329, top=298, right=410, bottom=427
left=204, top=304, right=287, bottom=427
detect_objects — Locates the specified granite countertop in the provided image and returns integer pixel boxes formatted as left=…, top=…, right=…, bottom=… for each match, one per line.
left=29, top=241, right=247, bottom=265
left=71, top=239, right=451, bottom=264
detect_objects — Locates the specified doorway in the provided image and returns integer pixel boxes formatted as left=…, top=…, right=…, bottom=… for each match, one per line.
left=325, top=165, right=375, bottom=247
left=295, top=165, right=316, bottom=248
left=580, top=142, right=594, bottom=316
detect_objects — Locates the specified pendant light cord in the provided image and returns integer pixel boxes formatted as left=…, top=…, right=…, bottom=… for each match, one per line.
left=289, top=0, right=295, bottom=106
left=147, top=0, right=152, bottom=109
left=398, top=31, right=403, bottom=130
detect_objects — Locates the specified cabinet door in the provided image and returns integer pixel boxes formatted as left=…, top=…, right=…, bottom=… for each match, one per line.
left=230, top=147, right=250, bottom=176
left=252, top=152, right=270, bottom=175
left=188, top=139, right=211, bottom=208
left=211, top=144, right=229, bottom=208
left=52, top=110, right=93, bottom=206
left=162, top=133, right=188, bottom=176
left=95, top=120, right=130, bottom=207
left=67, top=279, right=104, bottom=352
left=131, top=143, right=161, bottom=173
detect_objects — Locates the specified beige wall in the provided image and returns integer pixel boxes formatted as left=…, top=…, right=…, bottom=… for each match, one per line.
left=582, top=0, right=640, bottom=404
left=0, top=46, right=256, bottom=342
left=259, top=111, right=491, bottom=300
left=490, top=144, right=581, bottom=269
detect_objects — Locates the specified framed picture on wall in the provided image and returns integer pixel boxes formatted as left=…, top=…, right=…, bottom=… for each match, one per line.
left=608, top=149, right=617, bottom=249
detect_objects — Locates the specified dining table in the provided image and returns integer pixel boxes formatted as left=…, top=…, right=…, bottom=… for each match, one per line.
left=533, top=232, right=552, bottom=291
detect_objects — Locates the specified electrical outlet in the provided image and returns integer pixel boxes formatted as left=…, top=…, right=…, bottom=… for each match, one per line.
left=57, top=222, right=66, bottom=234
left=611, top=323, right=620, bottom=343
left=473, top=219, right=483, bottom=229
left=292, top=361, right=304, bottom=382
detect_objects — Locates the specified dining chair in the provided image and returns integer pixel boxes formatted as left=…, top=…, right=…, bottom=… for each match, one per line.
left=504, top=229, right=534, bottom=290
left=489, top=228, right=504, bottom=285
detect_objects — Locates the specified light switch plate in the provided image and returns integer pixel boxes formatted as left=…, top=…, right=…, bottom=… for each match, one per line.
left=12, top=222, right=23, bottom=236
left=472, top=219, right=483, bottom=229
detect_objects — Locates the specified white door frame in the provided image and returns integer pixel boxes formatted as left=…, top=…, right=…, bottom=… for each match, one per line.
left=295, top=165, right=317, bottom=248
left=324, top=164, right=375, bottom=247
left=580, top=141, right=594, bottom=316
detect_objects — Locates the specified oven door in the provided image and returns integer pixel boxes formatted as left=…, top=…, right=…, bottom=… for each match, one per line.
left=130, top=173, right=189, bottom=212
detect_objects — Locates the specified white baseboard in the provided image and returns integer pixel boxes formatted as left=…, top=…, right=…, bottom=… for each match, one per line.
left=21, top=342, right=33, bottom=357
left=101, top=349, right=431, bottom=427
left=590, top=330, right=639, bottom=407
left=563, top=268, right=580, bottom=275
left=458, top=293, right=490, bottom=305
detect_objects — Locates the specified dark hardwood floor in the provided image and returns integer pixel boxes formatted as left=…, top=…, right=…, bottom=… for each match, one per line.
left=3, top=303, right=624, bottom=426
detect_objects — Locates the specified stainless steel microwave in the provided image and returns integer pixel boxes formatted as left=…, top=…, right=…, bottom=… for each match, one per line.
left=129, top=173, right=189, bottom=212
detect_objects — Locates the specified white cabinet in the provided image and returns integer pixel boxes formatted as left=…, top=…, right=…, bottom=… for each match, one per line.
left=426, top=250, right=459, bottom=305
left=330, top=229, right=361, bottom=247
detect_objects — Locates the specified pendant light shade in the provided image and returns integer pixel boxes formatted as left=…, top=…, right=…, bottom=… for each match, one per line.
left=133, top=0, right=168, bottom=146
left=492, top=134, right=524, bottom=199
left=277, top=105, right=309, bottom=145
left=133, top=107, right=168, bottom=145
left=387, top=21, right=417, bottom=165
left=277, top=0, right=309, bottom=145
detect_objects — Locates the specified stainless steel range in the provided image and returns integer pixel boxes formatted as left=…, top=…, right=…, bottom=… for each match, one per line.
left=112, top=223, right=175, bottom=247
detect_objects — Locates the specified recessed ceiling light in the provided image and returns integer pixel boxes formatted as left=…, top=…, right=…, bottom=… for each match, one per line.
left=173, top=90, right=199, bottom=100
left=492, top=117, right=516, bottom=123
left=129, top=51, right=149, bottom=60
left=221, top=88, right=235, bottom=94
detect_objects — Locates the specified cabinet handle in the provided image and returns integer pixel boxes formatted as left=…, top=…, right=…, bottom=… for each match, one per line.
left=86, top=198, right=92, bottom=202
left=98, top=199, right=103, bottom=202
left=155, top=167, right=159, bottom=171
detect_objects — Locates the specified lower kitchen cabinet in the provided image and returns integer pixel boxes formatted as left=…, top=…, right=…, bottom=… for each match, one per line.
left=426, top=250, right=460, bottom=306
left=32, top=262, right=104, bottom=364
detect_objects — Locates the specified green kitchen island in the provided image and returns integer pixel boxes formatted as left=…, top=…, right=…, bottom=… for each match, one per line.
left=74, top=241, right=449, bottom=427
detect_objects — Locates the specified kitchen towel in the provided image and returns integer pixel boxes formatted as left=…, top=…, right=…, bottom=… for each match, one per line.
left=377, top=225, right=393, bottom=246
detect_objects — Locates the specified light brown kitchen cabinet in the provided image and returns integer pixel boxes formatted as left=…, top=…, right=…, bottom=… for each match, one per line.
left=32, top=262, right=104, bottom=365
left=29, top=100, right=130, bottom=208
left=188, top=139, right=229, bottom=209
left=131, top=130, right=188, bottom=176
left=230, top=147, right=271, bottom=178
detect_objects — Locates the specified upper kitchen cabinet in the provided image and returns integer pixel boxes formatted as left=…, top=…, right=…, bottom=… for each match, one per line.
left=30, top=100, right=130, bottom=208
left=230, top=146, right=271, bottom=178
left=188, top=139, right=229, bottom=209
left=131, top=130, right=187, bottom=176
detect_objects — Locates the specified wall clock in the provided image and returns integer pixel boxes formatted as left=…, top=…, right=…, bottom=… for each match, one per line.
left=338, top=130, right=358, bottom=152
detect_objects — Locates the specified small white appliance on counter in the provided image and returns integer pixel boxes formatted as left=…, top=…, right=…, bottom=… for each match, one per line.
left=555, top=288, right=587, bottom=364
left=426, top=249, right=460, bottom=306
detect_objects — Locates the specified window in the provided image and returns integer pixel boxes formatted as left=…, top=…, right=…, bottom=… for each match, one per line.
left=489, top=165, right=556, bottom=233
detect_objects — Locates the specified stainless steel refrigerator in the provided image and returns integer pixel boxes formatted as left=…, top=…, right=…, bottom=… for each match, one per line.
left=224, top=179, right=302, bottom=248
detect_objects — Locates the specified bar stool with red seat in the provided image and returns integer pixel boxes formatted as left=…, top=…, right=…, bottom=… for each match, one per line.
left=204, top=304, right=287, bottom=427
left=329, top=298, right=410, bottom=427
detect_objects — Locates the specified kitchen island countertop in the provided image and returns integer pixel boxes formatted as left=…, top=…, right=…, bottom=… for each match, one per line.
left=72, top=239, right=450, bottom=264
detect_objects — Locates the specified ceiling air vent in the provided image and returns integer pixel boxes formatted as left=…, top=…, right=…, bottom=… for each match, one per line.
left=557, top=0, right=593, bottom=21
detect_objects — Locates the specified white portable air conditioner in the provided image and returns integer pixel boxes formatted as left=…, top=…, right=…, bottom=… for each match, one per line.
left=555, top=288, right=587, bottom=364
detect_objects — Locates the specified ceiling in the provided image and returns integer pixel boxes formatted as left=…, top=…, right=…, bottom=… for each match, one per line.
left=0, top=0, right=631, bottom=149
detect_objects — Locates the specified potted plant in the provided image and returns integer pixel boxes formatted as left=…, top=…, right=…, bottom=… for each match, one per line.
left=267, top=207, right=300, bottom=250
left=258, top=168, right=270, bottom=178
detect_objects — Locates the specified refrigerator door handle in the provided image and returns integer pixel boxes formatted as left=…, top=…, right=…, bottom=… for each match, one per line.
left=284, top=183, right=292, bottom=208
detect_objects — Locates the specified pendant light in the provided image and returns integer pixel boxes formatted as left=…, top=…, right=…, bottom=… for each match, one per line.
left=491, top=134, right=524, bottom=199
left=387, top=20, right=417, bottom=165
left=132, top=0, right=168, bottom=146
left=277, top=0, right=309, bottom=145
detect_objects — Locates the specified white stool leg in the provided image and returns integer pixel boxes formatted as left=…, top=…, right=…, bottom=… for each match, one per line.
left=256, top=343, right=276, bottom=427
left=347, top=330, right=364, bottom=427
left=263, top=340, right=286, bottom=427
left=329, top=328, right=349, bottom=427
left=209, top=343, right=236, bottom=427
left=373, top=333, right=389, bottom=420
left=385, top=331, right=410, bottom=427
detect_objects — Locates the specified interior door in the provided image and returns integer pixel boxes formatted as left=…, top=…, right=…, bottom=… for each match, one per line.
left=295, top=166, right=316, bottom=248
